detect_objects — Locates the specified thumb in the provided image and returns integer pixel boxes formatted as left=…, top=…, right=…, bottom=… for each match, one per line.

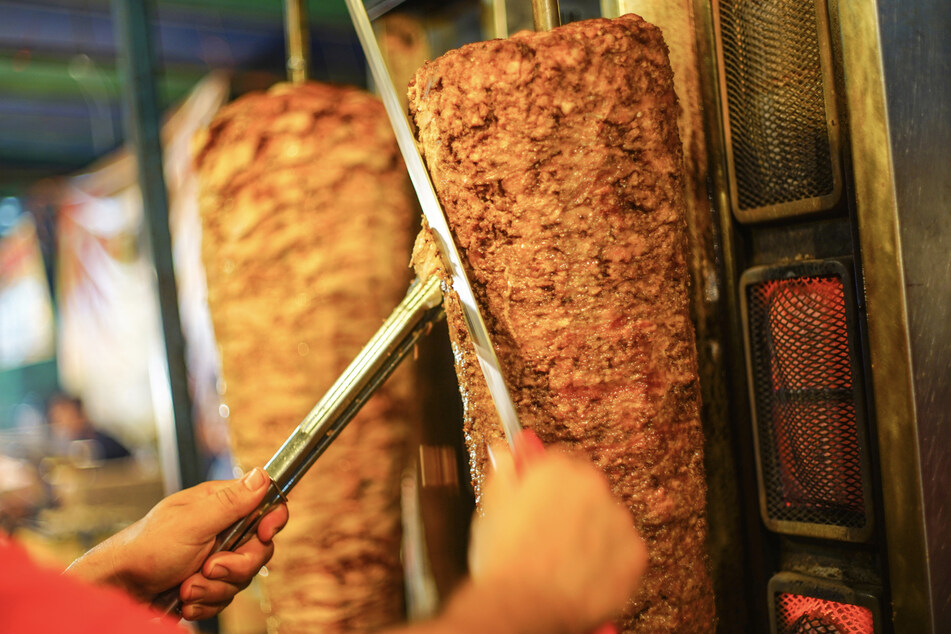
left=200, top=467, right=271, bottom=536
left=469, top=443, right=516, bottom=579
left=482, top=442, right=517, bottom=510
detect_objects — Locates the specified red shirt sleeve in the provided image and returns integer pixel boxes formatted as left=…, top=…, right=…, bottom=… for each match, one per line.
left=0, top=535, right=185, bottom=633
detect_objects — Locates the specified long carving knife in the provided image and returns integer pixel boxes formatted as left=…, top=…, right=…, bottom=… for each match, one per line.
left=345, top=0, right=525, bottom=452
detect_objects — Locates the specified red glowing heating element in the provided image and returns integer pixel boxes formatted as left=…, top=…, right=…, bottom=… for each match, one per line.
left=765, top=277, right=852, bottom=392
left=748, top=274, right=866, bottom=527
left=776, top=592, right=874, bottom=634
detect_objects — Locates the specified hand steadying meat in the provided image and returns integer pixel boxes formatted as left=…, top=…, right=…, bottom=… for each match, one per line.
left=388, top=447, right=647, bottom=634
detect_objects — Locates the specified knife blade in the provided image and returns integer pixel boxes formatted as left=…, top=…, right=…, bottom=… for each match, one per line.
left=344, top=0, right=524, bottom=451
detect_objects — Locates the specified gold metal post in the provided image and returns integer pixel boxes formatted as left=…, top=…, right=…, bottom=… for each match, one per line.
left=838, top=2, right=932, bottom=631
left=490, top=0, right=509, bottom=38
left=532, top=0, right=561, bottom=31
left=284, top=0, right=310, bottom=83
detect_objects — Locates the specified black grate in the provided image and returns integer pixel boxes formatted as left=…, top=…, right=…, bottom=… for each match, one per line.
left=747, top=273, right=867, bottom=530
left=775, top=592, right=874, bottom=634
left=719, top=0, right=837, bottom=212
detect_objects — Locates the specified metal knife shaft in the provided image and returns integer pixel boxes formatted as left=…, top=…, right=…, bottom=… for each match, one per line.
left=266, top=274, right=444, bottom=492
left=155, top=275, right=444, bottom=616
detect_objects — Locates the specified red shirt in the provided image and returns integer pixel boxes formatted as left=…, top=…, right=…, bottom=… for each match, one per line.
left=0, top=534, right=183, bottom=633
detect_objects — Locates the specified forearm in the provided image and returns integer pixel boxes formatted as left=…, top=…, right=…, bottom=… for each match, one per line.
left=65, top=530, right=148, bottom=602
left=385, top=579, right=578, bottom=634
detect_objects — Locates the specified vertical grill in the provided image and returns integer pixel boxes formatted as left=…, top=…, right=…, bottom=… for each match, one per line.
left=706, top=0, right=919, bottom=628
left=716, top=0, right=841, bottom=221
left=769, top=573, right=881, bottom=634
left=741, top=261, right=872, bottom=541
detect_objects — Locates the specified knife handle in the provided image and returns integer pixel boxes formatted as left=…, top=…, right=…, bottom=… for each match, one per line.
left=510, top=429, right=619, bottom=634
left=151, top=479, right=286, bottom=617
left=153, top=277, right=443, bottom=619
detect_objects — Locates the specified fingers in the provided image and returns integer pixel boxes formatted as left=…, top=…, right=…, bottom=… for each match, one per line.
left=470, top=440, right=538, bottom=578
left=179, top=537, right=276, bottom=621
left=181, top=601, right=232, bottom=622
left=481, top=442, right=517, bottom=508
left=201, top=537, right=275, bottom=583
left=256, top=502, right=289, bottom=543
left=172, top=478, right=286, bottom=621
left=470, top=447, right=648, bottom=630
left=179, top=572, right=241, bottom=620
left=624, top=527, right=648, bottom=594
left=165, top=468, right=273, bottom=543
left=210, top=468, right=271, bottom=522
left=485, top=441, right=515, bottom=477
left=587, top=489, right=647, bottom=604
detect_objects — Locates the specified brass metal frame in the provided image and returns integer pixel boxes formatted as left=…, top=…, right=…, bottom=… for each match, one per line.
left=837, top=1, right=932, bottom=631
left=712, top=0, right=844, bottom=224
left=694, top=0, right=774, bottom=629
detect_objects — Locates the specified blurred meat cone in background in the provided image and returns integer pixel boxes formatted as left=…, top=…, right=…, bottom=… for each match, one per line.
left=409, top=14, right=715, bottom=633
left=194, top=82, right=417, bottom=633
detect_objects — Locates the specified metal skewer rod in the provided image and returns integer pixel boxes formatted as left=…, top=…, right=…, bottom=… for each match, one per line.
left=284, top=0, right=310, bottom=83
left=490, top=0, right=509, bottom=38
left=265, top=274, right=444, bottom=493
left=531, top=0, right=561, bottom=31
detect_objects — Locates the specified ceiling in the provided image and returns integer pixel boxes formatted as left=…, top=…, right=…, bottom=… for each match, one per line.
left=0, top=0, right=600, bottom=193
left=0, top=0, right=367, bottom=192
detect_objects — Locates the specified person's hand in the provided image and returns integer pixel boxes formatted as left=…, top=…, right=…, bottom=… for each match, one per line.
left=66, top=467, right=289, bottom=621
left=467, top=446, right=647, bottom=633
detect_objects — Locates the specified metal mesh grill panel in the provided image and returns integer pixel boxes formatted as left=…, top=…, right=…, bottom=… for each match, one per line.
left=776, top=593, right=875, bottom=634
left=748, top=275, right=867, bottom=528
left=719, top=0, right=836, bottom=210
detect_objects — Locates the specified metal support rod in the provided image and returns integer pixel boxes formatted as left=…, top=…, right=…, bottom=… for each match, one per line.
left=490, top=0, right=509, bottom=38
left=532, top=0, right=561, bottom=31
left=111, top=0, right=201, bottom=490
left=284, top=0, right=310, bottom=83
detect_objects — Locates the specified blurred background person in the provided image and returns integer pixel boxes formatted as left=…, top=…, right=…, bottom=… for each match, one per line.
left=46, top=392, right=131, bottom=462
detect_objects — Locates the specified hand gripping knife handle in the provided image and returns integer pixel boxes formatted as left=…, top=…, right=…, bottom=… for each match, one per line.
left=153, top=274, right=444, bottom=616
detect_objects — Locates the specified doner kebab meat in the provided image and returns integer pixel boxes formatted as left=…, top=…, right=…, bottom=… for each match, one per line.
left=195, top=82, right=416, bottom=633
left=409, top=15, right=715, bottom=632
